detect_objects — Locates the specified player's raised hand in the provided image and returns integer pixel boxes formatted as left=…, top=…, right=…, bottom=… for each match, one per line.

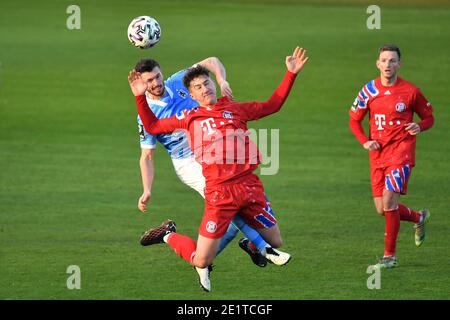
left=128, top=69, right=148, bottom=96
left=286, top=47, right=309, bottom=74
left=219, top=80, right=234, bottom=100
left=138, top=190, right=151, bottom=213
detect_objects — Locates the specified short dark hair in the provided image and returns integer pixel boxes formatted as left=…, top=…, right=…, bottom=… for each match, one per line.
left=378, top=44, right=401, bottom=60
left=183, top=65, right=210, bottom=89
left=134, top=58, right=160, bottom=73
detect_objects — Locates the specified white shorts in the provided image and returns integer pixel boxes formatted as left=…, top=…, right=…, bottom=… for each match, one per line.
left=171, top=156, right=205, bottom=198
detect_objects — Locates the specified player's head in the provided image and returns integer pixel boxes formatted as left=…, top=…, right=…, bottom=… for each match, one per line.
left=376, top=44, right=401, bottom=80
left=135, top=58, right=165, bottom=97
left=183, top=65, right=217, bottom=106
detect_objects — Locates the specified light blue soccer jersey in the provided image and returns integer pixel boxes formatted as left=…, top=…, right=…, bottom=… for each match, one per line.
left=138, top=69, right=198, bottom=158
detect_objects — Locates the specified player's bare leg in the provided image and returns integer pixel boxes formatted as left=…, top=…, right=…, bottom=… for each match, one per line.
left=373, top=197, right=384, bottom=215
left=256, top=224, right=291, bottom=266
left=257, top=224, right=282, bottom=248
left=192, top=235, right=221, bottom=292
left=382, top=190, right=400, bottom=211
left=193, top=235, right=221, bottom=268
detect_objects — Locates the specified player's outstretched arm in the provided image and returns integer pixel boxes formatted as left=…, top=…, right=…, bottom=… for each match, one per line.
left=241, top=46, right=309, bottom=121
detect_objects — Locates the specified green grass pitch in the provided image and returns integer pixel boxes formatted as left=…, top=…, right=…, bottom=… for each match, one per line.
left=0, top=0, right=449, bottom=299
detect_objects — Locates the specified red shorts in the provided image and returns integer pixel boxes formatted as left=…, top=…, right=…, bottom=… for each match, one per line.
left=371, top=163, right=413, bottom=197
left=199, top=174, right=278, bottom=239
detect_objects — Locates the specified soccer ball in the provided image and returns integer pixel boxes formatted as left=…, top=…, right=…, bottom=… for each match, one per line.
left=127, top=16, right=161, bottom=49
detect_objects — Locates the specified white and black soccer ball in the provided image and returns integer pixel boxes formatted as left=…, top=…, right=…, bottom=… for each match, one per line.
left=127, top=16, right=161, bottom=49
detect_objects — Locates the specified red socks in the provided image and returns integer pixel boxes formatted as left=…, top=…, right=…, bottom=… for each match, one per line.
left=166, top=233, right=197, bottom=264
left=398, top=204, right=421, bottom=223
left=383, top=204, right=420, bottom=256
left=384, top=208, right=400, bottom=257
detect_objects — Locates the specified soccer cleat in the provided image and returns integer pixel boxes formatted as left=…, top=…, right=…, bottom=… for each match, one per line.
left=264, top=247, right=292, bottom=266
left=414, top=210, right=430, bottom=247
left=372, top=256, right=397, bottom=269
left=238, top=238, right=267, bottom=267
left=195, top=265, right=213, bottom=292
left=139, top=219, right=176, bottom=246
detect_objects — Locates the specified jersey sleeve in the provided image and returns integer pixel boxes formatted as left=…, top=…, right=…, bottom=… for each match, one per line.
left=135, top=95, right=187, bottom=134
left=412, top=88, right=434, bottom=132
left=348, top=88, right=370, bottom=121
left=165, top=69, right=187, bottom=89
left=348, top=84, right=372, bottom=144
left=412, top=88, right=434, bottom=117
left=138, top=116, right=157, bottom=149
left=238, top=71, right=298, bottom=121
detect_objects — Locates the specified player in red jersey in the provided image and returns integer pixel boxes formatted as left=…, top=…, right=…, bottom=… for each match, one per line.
left=349, top=44, right=434, bottom=269
left=128, top=46, right=308, bottom=291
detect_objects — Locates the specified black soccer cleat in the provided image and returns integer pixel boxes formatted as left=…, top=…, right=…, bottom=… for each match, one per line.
left=238, top=238, right=267, bottom=267
left=139, top=219, right=176, bottom=246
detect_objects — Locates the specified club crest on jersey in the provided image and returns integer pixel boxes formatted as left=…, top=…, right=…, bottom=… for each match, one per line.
left=395, top=102, right=406, bottom=112
left=206, top=221, right=217, bottom=233
left=222, top=111, right=233, bottom=119
left=177, top=89, right=187, bottom=99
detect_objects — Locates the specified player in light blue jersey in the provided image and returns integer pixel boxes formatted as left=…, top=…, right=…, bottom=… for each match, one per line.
left=134, top=57, right=291, bottom=271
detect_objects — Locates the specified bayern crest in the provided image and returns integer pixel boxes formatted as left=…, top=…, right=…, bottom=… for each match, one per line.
left=206, top=221, right=217, bottom=233
left=222, top=111, right=233, bottom=119
left=395, top=102, right=406, bottom=112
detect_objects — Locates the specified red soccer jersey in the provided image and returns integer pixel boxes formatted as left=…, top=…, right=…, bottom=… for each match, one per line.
left=349, top=77, right=434, bottom=168
left=136, top=71, right=297, bottom=186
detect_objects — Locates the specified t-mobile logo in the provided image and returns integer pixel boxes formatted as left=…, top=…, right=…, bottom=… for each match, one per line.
left=200, top=118, right=217, bottom=135
left=374, top=114, right=386, bottom=130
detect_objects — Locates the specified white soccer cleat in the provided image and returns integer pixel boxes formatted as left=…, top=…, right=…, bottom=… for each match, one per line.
left=372, top=255, right=397, bottom=269
left=415, top=209, right=430, bottom=247
left=264, top=247, right=291, bottom=266
left=195, top=266, right=212, bottom=292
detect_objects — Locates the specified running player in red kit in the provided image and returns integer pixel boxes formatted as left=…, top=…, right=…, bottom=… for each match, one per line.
left=349, top=45, right=434, bottom=269
left=128, top=47, right=308, bottom=291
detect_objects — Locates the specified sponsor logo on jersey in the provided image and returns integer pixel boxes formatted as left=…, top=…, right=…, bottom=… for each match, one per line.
left=206, top=221, right=217, bottom=233
left=200, top=118, right=217, bottom=135
left=395, top=102, right=406, bottom=112
left=222, top=111, right=233, bottom=119
left=385, top=90, right=391, bottom=95
left=138, top=124, right=145, bottom=140
left=374, top=114, right=386, bottom=130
